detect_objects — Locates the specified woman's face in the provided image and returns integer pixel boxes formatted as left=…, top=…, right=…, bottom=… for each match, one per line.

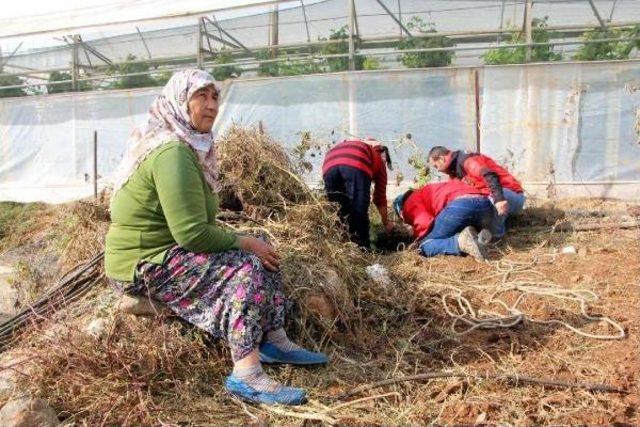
left=188, top=85, right=219, bottom=133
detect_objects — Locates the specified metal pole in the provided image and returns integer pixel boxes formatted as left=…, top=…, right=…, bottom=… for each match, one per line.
left=93, top=130, right=98, bottom=199
left=609, top=0, right=619, bottom=22
left=300, top=0, right=311, bottom=43
left=375, top=0, right=412, bottom=38
left=524, top=0, right=533, bottom=62
left=206, top=17, right=251, bottom=53
left=71, top=36, right=79, bottom=91
left=197, top=19, right=204, bottom=69
left=348, top=0, right=356, bottom=71
left=588, top=0, right=607, bottom=29
left=498, top=0, right=506, bottom=43
left=136, top=26, right=153, bottom=59
left=202, top=20, right=214, bottom=56
left=269, top=4, right=279, bottom=57
left=474, top=69, right=481, bottom=152
left=352, top=0, right=360, bottom=39
left=397, top=0, right=402, bottom=40
left=0, top=42, right=23, bottom=70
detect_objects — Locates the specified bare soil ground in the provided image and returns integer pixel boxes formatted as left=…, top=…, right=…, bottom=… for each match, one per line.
left=0, top=197, right=637, bottom=426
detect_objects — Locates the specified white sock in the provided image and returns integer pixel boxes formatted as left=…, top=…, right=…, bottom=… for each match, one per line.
left=232, top=364, right=282, bottom=393
left=266, top=328, right=304, bottom=352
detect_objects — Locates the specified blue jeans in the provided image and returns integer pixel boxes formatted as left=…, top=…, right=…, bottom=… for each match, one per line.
left=492, top=189, right=526, bottom=239
left=419, top=196, right=497, bottom=257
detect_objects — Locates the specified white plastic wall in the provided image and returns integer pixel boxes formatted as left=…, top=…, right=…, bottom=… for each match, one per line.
left=481, top=61, right=640, bottom=199
left=1, top=61, right=639, bottom=203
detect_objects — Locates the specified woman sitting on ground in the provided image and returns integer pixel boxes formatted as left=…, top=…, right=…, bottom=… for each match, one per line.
left=105, top=69, right=326, bottom=406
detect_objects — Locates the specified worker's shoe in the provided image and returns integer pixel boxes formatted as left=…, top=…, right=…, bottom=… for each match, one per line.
left=225, top=375, right=307, bottom=405
left=457, top=226, right=486, bottom=261
left=478, top=228, right=493, bottom=246
left=259, top=342, right=328, bottom=365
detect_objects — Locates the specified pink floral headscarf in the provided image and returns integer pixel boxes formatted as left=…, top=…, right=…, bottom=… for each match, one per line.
left=111, top=69, right=220, bottom=198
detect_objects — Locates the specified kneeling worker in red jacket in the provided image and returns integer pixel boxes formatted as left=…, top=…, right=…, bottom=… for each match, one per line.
left=428, top=146, right=525, bottom=238
left=393, top=180, right=496, bottom=260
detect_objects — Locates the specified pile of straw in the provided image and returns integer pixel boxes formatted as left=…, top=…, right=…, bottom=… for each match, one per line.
left=216, top=126, right=372, bottom=343
left=216, top=125, right=312, bottom=215
left=12, top=126, right=379, bottom=423
left=17, top=314, right=232, bottom=425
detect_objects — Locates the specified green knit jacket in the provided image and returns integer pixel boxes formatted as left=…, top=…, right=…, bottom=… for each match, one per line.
left=105, top=141, right=238, bottom=281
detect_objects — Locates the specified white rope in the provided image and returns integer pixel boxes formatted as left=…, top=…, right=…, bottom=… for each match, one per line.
left=439, top=259, right=626, bottom=340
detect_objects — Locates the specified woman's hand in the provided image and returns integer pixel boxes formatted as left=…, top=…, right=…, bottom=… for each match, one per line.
left=237, top=236, right=281, bottom=271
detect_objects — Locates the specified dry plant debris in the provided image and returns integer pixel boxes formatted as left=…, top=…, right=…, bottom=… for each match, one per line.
left=0, top=127, right=637, bottom=425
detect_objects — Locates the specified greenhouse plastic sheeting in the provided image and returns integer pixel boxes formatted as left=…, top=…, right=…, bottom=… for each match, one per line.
left=6, top=0, right=640, bottom=72
left=480, top=61, right=640, bottom=200
left=1, top=61, right=639, bottom=203
left=213, top=68, right=478, bottom=187
left=0, top=88, right=158, bottom=203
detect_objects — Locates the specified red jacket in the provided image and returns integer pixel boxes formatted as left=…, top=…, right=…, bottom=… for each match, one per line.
left=444, top=151, right=523, bottom=202
left=400, top=180, right=485, bottom=239
left=322, top=139, right=387, bottom=207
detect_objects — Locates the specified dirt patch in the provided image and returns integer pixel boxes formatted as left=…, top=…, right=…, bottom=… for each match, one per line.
left=0, top=131, right=637, bottom=424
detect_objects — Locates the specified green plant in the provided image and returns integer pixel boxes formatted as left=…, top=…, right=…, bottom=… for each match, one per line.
left=211, top=50, right=242, bottom=81
left=408, top=152, right=430, bottom=186
left=320, top=24, right=385, bottom=72
left=153, top=70, right=173, bottom=86
left=0, top=73, right=26, bottom=98
left=108, top=54, right=159, bottom=89
left=398, top=17, right=454, bottom=68
left=255, top=26, right=376, bottom=77
left=292, top=130, right=329, bottom=174
left=256, top=49, right=280, bottom=77
left=47, top=71, right=92, bottom=94
left=483, top=17, right=562, bottom=64
left=278, top=57, right=322, bottom=76
left=319, top=25, right=368, bottom=72
left=256, top=48, right=321, bottom=77
left=573, top=26, right=638, bottom=61
left=362, top=57, right=381, bottom=70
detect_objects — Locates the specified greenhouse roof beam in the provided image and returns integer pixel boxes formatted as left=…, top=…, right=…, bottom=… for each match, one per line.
left=70, top=36, right=113, bottom=67
left=202, top=25, right=241, bottom=50
left=0, top=42, right=23, bottom=70
left=374, top=0, right=411, bottom=38
left=587, top=0, right=607, bottom=29
left=205, top=17, right=251, bottom=54
left=136, top=27, right=153, bottom=60
left=300, top=0, right=311, bottom=43
left=200, top=18, right=215, bottom=54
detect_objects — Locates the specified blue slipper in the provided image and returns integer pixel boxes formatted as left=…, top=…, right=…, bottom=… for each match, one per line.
left=259, top=342, right=328, bottom=365
left=225, top=375, right=307, bottom=405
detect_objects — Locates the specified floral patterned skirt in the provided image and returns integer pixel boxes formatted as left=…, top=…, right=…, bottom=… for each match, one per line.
left=127, top=245, right=288, bottom=361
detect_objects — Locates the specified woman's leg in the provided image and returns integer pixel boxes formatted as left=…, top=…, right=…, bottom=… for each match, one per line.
left=135, top=246, right=307, bottom=404
left=227, top=255, right=326, bottom=365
